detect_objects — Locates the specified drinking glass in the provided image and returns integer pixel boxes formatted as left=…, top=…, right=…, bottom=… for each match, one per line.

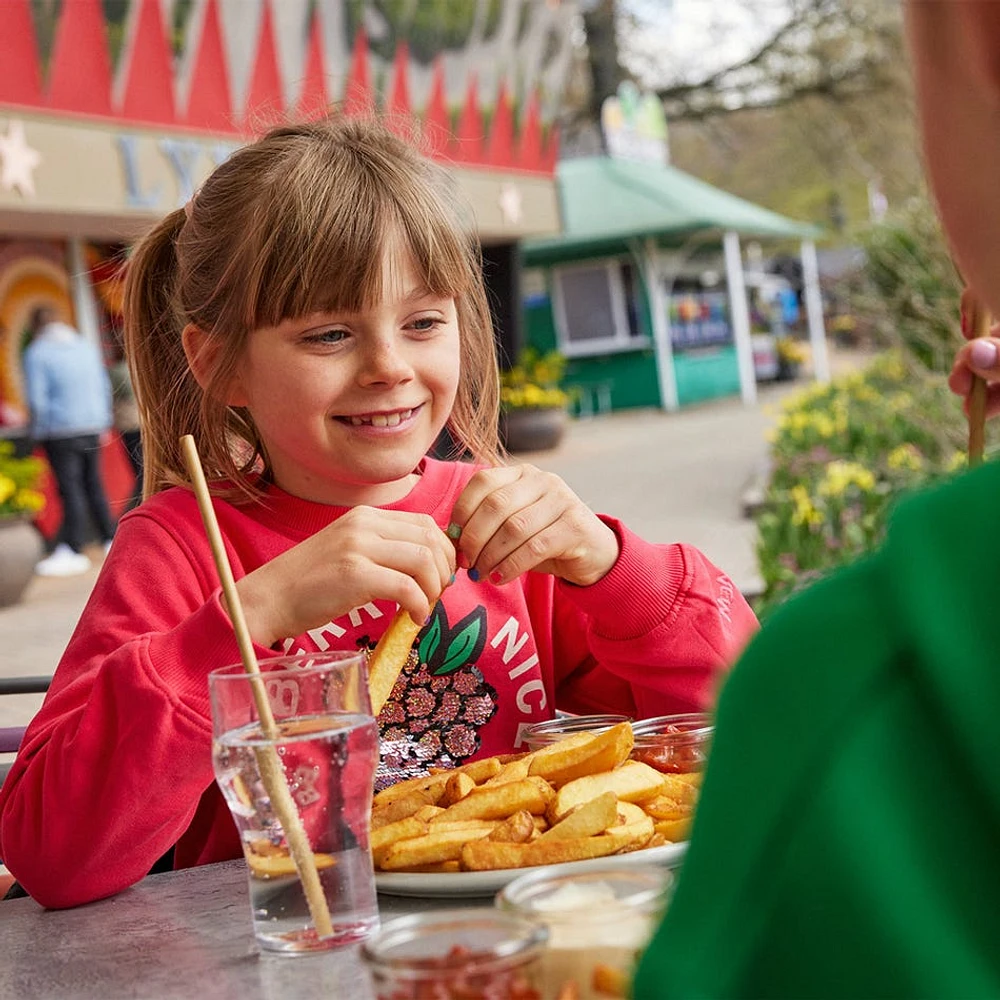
left=209, top=651, right=380, bottom=953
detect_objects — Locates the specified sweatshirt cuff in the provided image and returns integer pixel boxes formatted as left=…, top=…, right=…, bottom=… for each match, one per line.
left=152, top=590, right=278, bottom=722
left=556, top=515, right=688, bottom=641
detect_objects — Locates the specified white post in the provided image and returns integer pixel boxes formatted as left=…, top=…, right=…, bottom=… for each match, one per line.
left=644, top=238, right=678, bottom=412
left=800, top=239, right=831, bottom=383
left=723, top=230, right=757, bottom=406
left=67, top=238, right=102, bottom=348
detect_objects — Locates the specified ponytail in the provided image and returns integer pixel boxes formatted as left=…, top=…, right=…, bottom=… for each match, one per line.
left=123, top=209, right=266, bottom=501
left=123, top=209, right=208, bottom=499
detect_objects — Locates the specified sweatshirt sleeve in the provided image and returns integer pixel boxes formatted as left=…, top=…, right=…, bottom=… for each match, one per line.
left=0, top=511, right=275, bottom=909
left=550, top=516, right=759, bottom=719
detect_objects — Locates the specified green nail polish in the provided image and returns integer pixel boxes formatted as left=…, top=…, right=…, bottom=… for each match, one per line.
left=446, top=523, right=462, bottom=540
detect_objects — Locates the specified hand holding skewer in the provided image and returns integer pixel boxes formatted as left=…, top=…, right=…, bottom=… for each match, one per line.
left=949, top=289, right=996, bottom=466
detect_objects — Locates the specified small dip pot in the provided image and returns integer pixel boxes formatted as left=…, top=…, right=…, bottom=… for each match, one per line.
left=629, top=713, right=714, bottom=775
left=496, top=865, right=672, bottom=1000
left=361, top=908, right=547, bottom=1000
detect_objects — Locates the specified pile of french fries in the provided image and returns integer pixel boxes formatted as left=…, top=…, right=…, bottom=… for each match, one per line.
left=370, top=723, right=700, bottom=874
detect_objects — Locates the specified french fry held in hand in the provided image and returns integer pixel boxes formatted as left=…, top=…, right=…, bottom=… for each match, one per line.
left=369, top=722, right=706, bottom=872
left=367, top=608, right=423, bottom=716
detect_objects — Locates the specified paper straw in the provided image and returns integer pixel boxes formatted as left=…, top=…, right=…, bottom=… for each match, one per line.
left=180, top=435, right=334, bottom=939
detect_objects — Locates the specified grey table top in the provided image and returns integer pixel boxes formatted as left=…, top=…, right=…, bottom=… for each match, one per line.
left=0, top=861, right=471, bottom=1000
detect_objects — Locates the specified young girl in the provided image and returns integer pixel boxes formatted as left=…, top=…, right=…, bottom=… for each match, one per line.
left=0, top=117, right=756, bottom=909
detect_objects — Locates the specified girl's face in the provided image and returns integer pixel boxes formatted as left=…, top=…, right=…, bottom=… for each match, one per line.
left=231, top=253, right=461, bottom=507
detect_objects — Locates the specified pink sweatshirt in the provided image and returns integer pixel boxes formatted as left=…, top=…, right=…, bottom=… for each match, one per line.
left=0, top=458, right=757, bottom=907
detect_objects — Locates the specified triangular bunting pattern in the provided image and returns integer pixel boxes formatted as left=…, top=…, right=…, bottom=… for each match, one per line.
left=243, top=0, right=283, bottom=128
left=0, top=0, right=43, bottom=105
left=47, top=0, right=113, bottom=115
left=119, top=0, right=176, bottom=124
left=184, top=0, right=234, bottom=132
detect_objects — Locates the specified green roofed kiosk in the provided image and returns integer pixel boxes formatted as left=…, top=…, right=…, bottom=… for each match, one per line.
left=521, top=155, right=825, bottom=414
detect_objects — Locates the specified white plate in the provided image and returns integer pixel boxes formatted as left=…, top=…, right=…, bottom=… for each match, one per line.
left=375, top=840, right=687, bottom=898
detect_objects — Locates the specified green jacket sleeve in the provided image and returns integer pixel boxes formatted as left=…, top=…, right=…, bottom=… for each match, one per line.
left=634, top=464, right=1000, bottom=999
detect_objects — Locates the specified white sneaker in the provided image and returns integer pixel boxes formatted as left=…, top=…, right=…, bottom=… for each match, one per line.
left=35, top=543, right=92, bottom=577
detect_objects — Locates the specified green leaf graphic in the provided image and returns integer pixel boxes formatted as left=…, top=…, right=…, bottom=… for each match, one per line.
left=434, top=617, right=483, bottom=675
left=418, top=611, right=442, bottom=665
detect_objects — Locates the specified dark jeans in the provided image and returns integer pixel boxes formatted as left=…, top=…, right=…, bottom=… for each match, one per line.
left=43, top=434, right=116, bottom=552
left=120, top=428, right=144, bottom=510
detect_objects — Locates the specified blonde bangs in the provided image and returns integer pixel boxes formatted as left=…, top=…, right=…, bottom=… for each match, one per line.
left=191, top=125, right=477, bottom=337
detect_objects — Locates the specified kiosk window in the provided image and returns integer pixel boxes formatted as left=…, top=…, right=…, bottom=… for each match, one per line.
left=558, top=267, right=617, bottom=343
left=553, top=260, right=647, bottom=356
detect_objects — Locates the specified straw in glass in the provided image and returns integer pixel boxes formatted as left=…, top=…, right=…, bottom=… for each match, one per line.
left=180, top=435, right=334, bottom=939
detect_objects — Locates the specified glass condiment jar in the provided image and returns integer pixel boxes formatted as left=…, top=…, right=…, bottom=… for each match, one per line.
left=521, top=714, right=632, bottom=751
left=496, top=865, right=672, bottom=1000
left=361, top=908, right=547, bottom=1000
left=629, top=713, right=713, bottom=775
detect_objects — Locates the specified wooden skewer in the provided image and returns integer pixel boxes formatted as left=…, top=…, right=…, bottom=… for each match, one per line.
left=966, top=294, right=992, bottom=467
left=180, top=435, right=334, bottom=940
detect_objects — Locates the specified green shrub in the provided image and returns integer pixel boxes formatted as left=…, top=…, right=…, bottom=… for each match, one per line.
left=754, top=202, right=998, bottom=618
left=754, top=352, right=969, bottom=616
left=858, top=201, right=962, bottom=373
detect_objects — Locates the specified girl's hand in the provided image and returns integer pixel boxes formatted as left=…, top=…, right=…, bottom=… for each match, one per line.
left=235, top=507, right=455, bottom=647
left=949, top=288, right=1000, bottom=418
left=450, top=465, right=619, bottom=587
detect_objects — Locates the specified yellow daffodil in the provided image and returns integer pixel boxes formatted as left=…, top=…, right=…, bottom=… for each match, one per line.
left=818, top=461, right=876, bottom=498
left=887, top=444, right=924, bottom=472
left=13, top=489, right=45, bottom=513
left=947, top=451, right=968, bottom=473
left=790, top=485, right=824, bottom=527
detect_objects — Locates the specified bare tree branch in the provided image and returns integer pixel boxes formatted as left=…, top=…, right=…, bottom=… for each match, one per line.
left=634, top=0, right=900, bottom=123
left=659, top=0, right=835, bottom=100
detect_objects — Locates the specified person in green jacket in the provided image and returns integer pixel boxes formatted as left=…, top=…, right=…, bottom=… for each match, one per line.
left=635, top=3, right=1000, bottom=996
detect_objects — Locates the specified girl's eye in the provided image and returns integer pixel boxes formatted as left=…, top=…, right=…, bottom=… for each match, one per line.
left=409, top=317, right=442, bottom=333
left=304, top=328, right=348, bottom=345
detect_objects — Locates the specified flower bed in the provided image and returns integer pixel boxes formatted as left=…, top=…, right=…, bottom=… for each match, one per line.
left=0, top=441, right=45, bottom=520
left=754, top=351, right=977, bottom=615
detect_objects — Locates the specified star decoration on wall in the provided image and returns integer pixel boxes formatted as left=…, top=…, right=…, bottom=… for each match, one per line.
left=0, top=120, right=42, bottom=199
left=498, top=183, right=523, bottom=225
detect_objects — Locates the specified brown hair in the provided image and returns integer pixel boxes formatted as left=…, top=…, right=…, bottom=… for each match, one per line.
left=123, top=115, right=501, bottom=500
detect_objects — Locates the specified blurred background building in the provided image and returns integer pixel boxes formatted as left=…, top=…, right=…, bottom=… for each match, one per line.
left=0, top=0, right=578, bottom=523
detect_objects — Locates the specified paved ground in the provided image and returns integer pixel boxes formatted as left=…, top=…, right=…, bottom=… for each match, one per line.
left=0, top=347, right=868, bottom=733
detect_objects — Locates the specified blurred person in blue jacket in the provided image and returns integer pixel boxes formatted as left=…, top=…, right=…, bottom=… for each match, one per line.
left=22, top=307, right=116, bottom=576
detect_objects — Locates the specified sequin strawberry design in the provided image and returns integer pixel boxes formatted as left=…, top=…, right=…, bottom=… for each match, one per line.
left=374, top=604, right=497, bottom=787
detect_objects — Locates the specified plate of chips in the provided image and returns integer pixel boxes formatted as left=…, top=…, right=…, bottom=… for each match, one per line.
left=370, top=723, right=698, bottom=897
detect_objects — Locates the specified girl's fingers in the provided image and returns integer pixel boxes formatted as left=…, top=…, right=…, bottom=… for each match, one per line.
left=364, top=538, right=453, bottom=605
left=344, top=507, right=455, bottom=589
left=454, top=467, right=554, bottom=570
left=468, top=495, right=565, bottom=580
left=362, top=563, right=437, bottom=625
left=449, top=466, right=525, bottom=531
left=486, top=519, right=577, bottom=585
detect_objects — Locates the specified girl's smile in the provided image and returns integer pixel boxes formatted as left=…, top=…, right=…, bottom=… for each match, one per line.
left=335, top=403, right=424, bottom=430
